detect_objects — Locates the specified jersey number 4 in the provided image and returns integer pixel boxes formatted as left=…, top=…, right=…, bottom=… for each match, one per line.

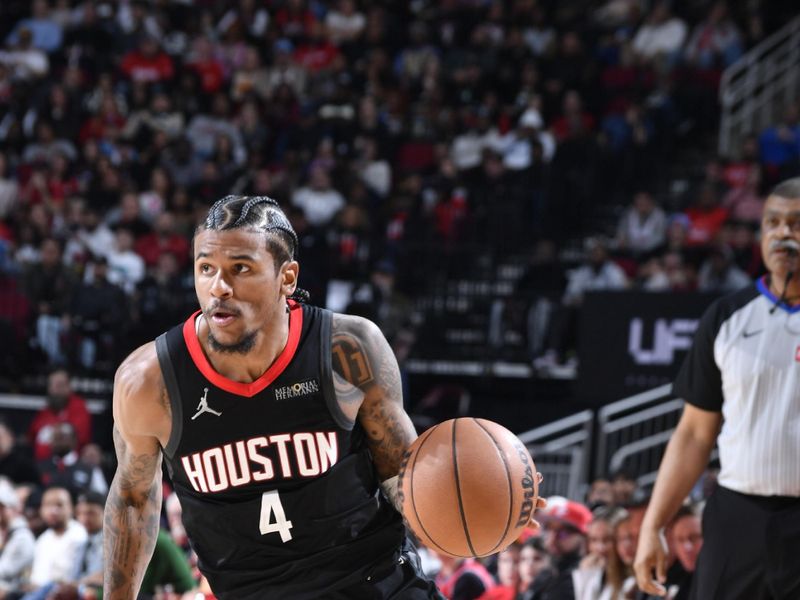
left=259, top=490, right=293, bottom=542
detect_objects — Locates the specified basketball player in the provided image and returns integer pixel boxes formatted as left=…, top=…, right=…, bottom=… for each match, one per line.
left=635, top=179, right=800, bottom=599
left=103, top=195, right=545, bottom=599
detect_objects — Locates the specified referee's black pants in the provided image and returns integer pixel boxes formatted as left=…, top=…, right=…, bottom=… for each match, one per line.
left=690, top=485, right=800, bottom=600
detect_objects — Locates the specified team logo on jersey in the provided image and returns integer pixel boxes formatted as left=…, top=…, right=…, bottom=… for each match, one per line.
left=191, top=388, right=223, bottom=420
left=274, top=379, right=320, bottom=401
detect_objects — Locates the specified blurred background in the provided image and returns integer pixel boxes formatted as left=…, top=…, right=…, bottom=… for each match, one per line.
left=0, top=0, right=798, bottom=598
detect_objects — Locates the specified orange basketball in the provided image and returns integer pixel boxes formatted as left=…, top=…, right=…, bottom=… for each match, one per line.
left=398, top=417, right=539, bottom=558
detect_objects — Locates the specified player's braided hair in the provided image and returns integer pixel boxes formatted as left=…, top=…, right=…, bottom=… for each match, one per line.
left=199, top=195, right=310, bottom=303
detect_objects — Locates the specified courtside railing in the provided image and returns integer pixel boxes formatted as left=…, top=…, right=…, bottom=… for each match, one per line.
left=517, top=410, right=594, bottom=500
left=719, top=15, right=800, bottom=156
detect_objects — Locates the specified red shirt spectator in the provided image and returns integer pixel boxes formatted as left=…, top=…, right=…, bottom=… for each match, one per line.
left=685, top=185, right=729, bottom=247
left=28, top=368, right=92, bottom=461
left=121, top=36, right=175, bottom=83
left=134, top=211, right=191, bottom=268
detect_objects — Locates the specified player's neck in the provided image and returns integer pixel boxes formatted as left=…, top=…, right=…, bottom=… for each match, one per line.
left=199, top=310, right=290, bottom=384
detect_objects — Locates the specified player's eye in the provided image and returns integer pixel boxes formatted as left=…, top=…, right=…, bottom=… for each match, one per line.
left=199, top=263, right=213, bottom=274
left=233, top=263, right=250, bottom=273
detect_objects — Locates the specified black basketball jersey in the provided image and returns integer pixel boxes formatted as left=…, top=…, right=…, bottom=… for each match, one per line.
left=155, top=302, right=404, bottom=599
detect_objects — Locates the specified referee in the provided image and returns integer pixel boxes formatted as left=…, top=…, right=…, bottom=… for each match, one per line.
left=634, top=177, right=800, bottom=599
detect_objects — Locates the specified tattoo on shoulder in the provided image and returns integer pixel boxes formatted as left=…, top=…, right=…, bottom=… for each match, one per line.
left=332, top=331, right=374, bottom=386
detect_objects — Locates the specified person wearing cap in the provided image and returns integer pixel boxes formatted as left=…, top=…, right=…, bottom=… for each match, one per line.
left=533, top=497, right=593, bottom=600
left=635, top=178, right=800, bottom=598
left=0, top=478, right=35, bottom=597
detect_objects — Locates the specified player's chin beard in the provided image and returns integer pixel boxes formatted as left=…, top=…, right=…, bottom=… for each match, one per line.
left=208, top=330, right=257, bottom=355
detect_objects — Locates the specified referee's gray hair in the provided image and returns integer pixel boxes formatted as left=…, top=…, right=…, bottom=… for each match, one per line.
left=771, top=177, right=800, bottom=200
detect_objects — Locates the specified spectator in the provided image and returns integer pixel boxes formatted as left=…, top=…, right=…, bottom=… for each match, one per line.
left=0, top=478, right=35, bottom=597
left=23, top=237, right=76, bottom=366
left=104, top=191, right=152, bottom=238
left=122, top=91, right=185, bottom=145
left=535, top=237, right=627, bottom=373
left=615, top=191, right=668, bottom=257
left=435, top=553, right=496, bottom=600
left=120, top=34, right=174, bottom=84
left=66, top=255, right=128, bottom=371
left=684, top=1, right=743, bottom=69
left=517, top=537, right=555, bottom=600
left=479, top=542, right=521, bottom=600
left=22, top=121, right=75, bottom=165
left=325, top=0, right=366, bottom=46
left=63, top=208, right=114, bottom=266
left=722, top=164, right=765, bottom=225
left=0, top=419, right=39, bottom=485
left=610, top=470, right=638, bottom=506
left=660, top=505, right=703, bottom=600
left=587, top=478, right=616, bottom=510
left=28, top=369, right=92, bottom=462
left=0, top=27, right=49, bottom=82
left=696, top=244, right=751, bottom=293
left=758, top=105, right=800, bottom=180
left=134, top=212, right=191, bottom=269
left=573, top=506, right=632, bottom=600
left=632, top=1, right=688, bottom=66
left=36, top=423, right=107, bottom=497
left=5, top=0, right=63, bottom=54
left=185, top=93, right=246, bottom=166
left=291, top=166, right=346, bottom=227
left=71, top=491, right=105, bottom=597
left=535, top=497, right=593, bottom=599
left=139, top=529, right=198, bottom=598
left=684, top=184, right=729, bottom=247
left=26, top=487, right=87, bottom=596
left=106, top=227, right=145, bottom=296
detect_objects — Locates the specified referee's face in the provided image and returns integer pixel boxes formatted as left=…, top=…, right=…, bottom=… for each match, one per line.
left=761, top=195, right=800, bottom=280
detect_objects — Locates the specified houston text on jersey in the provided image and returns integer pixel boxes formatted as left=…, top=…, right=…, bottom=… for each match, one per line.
left=180, top=431, right=339, bottom=493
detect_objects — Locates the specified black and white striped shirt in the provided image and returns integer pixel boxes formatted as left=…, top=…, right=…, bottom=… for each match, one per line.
left=674, top=277, right=800, bottom=496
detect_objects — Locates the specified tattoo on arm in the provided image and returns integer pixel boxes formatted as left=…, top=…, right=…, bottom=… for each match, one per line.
left=103, top=427, right=162, bottom=600
left=332, top=320, right=416, bottom=482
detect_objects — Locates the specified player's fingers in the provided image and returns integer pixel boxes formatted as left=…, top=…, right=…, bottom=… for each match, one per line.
left=527, top=518, right=541, bottom=530
left=535, top=496, right=547, bottom=509
left=634, top=559, right=667, bottom=597
left=656, top=551, right=667, bottom=584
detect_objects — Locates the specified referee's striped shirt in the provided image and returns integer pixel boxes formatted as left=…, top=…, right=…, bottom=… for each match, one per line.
left=674, top=277, right=800, bottom=497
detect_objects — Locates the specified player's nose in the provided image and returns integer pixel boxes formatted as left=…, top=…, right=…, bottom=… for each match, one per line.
left=209, top=272, right=233, bottom=298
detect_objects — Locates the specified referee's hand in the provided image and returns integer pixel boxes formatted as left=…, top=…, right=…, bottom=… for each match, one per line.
left=634, top=527, right=669, bottom=597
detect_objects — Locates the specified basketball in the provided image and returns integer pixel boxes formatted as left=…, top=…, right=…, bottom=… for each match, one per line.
left=398, top=417, right=539, bottom=558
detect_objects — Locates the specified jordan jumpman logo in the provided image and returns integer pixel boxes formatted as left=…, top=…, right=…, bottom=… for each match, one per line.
left=191, top=388, right=222, bottom=420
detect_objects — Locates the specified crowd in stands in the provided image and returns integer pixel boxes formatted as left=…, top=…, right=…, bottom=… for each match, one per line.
left=428, top=468, right=711, bottom=600
left=0, top=1, right=791, bottom=596
left=0, top=0, right=789, bottom=385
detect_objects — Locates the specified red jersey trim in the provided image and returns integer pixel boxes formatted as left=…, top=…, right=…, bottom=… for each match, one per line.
left=182, top=301, right=303, bottom=398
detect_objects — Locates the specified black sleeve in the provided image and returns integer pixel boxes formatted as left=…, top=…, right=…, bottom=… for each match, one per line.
left=452, top=572, right=487, bottom=600
left=673, top=300, right=725, bottom=412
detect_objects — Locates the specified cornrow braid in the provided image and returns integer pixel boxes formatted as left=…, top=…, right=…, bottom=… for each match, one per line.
left=199, top=195, right=310, bottom=303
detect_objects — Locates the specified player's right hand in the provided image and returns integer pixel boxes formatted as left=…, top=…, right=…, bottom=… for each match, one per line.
left=633, top=527, right=669, bottom=597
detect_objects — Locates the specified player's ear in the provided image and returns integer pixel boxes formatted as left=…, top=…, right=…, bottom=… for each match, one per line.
left=281, top=261, right=299, bottom=296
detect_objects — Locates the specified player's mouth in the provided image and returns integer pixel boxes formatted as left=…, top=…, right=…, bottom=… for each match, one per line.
left=211, top=313, right=236, bottom=326
left=209, top=309, right=239, bottom=327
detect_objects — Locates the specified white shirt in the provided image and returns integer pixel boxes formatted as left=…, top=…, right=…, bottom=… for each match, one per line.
left=292, top=186, right=345, bottom=227
left=30, top=520, right=87, bottom=586
left=633, top=18, right=688, bottom=59
left=107, top=250, right=146, bottom=295
left=564, top=261, right=628, bottom=305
